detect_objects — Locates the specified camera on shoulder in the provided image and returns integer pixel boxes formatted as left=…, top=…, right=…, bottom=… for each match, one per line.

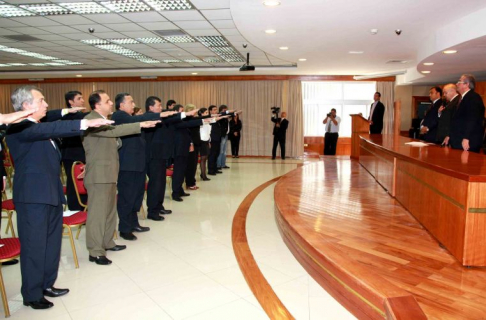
left=271, top=106, right=281, bottom=114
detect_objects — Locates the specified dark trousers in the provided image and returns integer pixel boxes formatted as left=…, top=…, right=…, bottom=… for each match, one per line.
left=230, top=135, right=240, bottom=156
left=117, top=171, right=145, bottom=233
left=370, top=125, right=383, bottom=134
left=185, top=146, right=199, bottom=187
left=208, top=140, right=220, bottom=173
left=146, top=159, right=167, bottom=217
left=62, top=159, right=87, bottom=211
left=172, top=155, right=188, bottom=197
left=272, top=135, right=286, bottom=159
left=16, top=202, right=63, bottom=302
left=324, top=132, right=339, bottom=155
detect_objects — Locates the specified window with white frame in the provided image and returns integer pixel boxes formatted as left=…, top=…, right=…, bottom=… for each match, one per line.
left=302, top=81, right=376, bottom=137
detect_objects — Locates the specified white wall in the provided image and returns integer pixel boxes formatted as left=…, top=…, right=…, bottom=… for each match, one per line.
left=395, top=85, right=430, bottom=131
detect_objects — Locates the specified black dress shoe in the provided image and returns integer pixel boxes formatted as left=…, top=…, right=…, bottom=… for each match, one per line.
left=159, top=209, right=172, bottom=215
left=217, top=167, right=222, bottom=170
left=201, top=176, right=210, bottom=181
left=172, top=197, right=183, bottom=202
left=24, top=297, right=54, bottom=309
left=89, top=256, right=112, bottom=265
left=106, top=245, right=127, bottom=251
left=147, top=215, right=165, bottom=221
left=1, top=259, right=19, bottom=266
left=222, top=166, right=230, bottom=169
left=120, top=232, right=137, bottom=241
left=43, top=287, right=69, bottom=298
left=181, top=192, right=190, bottom=197
left=133, top=226, right=150, bottom=232
left=216, top=170, right=223, bottom=174
left=208, top=172, right=216, bottom=176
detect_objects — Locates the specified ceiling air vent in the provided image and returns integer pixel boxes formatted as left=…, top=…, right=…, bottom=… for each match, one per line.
left=386, top=59, right=408, bottom=64
left=154, top=30, right=187, bottom=37
left=3, top=35, right=42, bottom=41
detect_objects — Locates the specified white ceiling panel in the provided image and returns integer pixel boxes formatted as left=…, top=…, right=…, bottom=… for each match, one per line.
left=90, top=32, right=126, bottom=39
left=190, top=0, right=230, bottom=10
left=5, top=27, right=51, bottom=35
left=38, top=26, right=81, bottom=34
left=201, top=9, right=232, bottom=20
left=123, top=44, right=152, bottom=50
left=0, top=19, right=25, bottom=27
left=225, top=35, right=246, bottom=42
left=218, top=28, right=240, bottom=36
left=83, top=14, right=131, bottom=24
left=176, top=42, right=206, bottom=49
left=211, top=20, right=236, bottom=29
left=147, top=43, right=178, bottom=49
left=120, top=31, right=157, bottom=38
left=0, top=29, right=21, bottom=36
left=46, top=15, right=94, bottom=25
left=31, top=34, right=70, bottom=41
left=185, top=29, right=221, bottom=36
left=138, top=21, right=178, bottom=31
left=160, top=10, right=205, bottom=21
left=103, top=23, right=146, bottom=32
left=174, top=20, right=213, bottom=30
left=11, top=17, right=62, bottom=27
left=121, top=12, right=167, bottom=23
left=3, top=0, right=50, bottom=3
left=61, top=33, right=98, bottom=40
left=186, top=48, right=214, bottom=54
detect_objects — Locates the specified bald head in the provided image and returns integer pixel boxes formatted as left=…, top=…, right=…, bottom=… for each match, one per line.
left=443, top=83, right=458, bottom=102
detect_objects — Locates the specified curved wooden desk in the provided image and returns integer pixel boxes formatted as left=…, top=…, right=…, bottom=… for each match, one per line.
left=274, top=159, right=486, bottom=319
left=359, top=134, right=486, bottom=266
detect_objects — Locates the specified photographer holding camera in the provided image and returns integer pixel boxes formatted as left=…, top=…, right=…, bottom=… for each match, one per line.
left=323, top=108, right=341, bottom=155
left=271, top=107, right=288, bottom=160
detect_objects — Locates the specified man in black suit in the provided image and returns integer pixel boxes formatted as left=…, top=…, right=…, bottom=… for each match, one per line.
left=6, top=85, right=112, bottom=310
left=144, top=97, right=197, bottom=219
left=61, top=91, right=87, bottom=210
left=271, top=111, right=289, bottom=159
left=112, top=93, right=174, bottom=240
left=438, top=84, right=460, bottom=145
left=449, top=74, right=485, bottom=153
left=420, top=86, right=443, bottom=143
left=369, top=92, right=385, bottom=134
left=208, top=105, right=222, bottom=175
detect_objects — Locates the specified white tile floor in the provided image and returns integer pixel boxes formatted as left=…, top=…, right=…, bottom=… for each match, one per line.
left=1, top=158, right=355, bottom=319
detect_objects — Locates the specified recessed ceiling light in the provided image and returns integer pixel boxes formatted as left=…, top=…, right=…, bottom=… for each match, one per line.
left=279, top=46, right=288, bottom=50
left=109, top=38, right=140, bottom=44
left=76, top=74, right=82, bottom=77
left=191, top=72, right=198, bottom=75
left=265, top=29, right=277, bottom=34
left=421, top=71, right=431, bottom=74
left=137, top=58, right=160, bottom=64
left=423, top=62, right=434, bottom=66
left=163, top=59, right=182, bottom=63
left=163, top=35, right=195, bottom=43
left=7, top=63, right=26, bottom=66
left=195, top=36, right=228, bottom=47
left=443, top=50, right=457, bottom=54
left=203, top=57, right=223, bottom=63
left=184, top=59, right=202, bottom=63
left=100, top=0, right=151, bottom=13
left=0, top=5, right=36, bottom=17
left=81, top=39, right=111, bottom=45
left=144, top=0, right=192, bottom=11
left=298, top=58, right=306, bottom=61
left=263, top=1, right=281, bottom=6
left=29, top=63, right=47, bottom=66
left=348, top=51, right=364, bottom=54
left=136, top=37, right=167, bottom=44
left=59, top=2, right=111, bottom=14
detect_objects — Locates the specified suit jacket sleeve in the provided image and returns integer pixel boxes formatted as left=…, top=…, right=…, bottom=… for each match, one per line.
left=9, top=120, right=82, bottom=142
left=174, top=118, right=203, bottom=129
left=84, top=122, right=141, bottom=138
left=280, top=119, right=289, bottom=131
left=271, top=116, right=279, bottom=124
left=41, top=109, right=64, bottom=122
left=113, top=112, right=160, bottom=125
left=464, top=94, right=485, bottom=140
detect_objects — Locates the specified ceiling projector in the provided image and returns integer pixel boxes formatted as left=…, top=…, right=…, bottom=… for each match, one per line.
left=240, top=52, right=255, bottom=71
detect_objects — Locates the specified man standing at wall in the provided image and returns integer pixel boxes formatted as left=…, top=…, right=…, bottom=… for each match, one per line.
left=271, top=111, right=289, bottom=159
left=369, top=92, right=385, bottom=134
left=323, top=108, right=341, bottom=155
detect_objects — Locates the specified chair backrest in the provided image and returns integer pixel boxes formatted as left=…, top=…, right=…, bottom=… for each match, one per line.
left=71, top=161, right=87, bottom=209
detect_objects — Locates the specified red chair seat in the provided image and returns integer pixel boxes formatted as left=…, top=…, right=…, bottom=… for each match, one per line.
left=2, top=199, right=15, bottom=211
left=63, top=186, right=67, bottom=195
left=0, top=238, right=21, bottom=260
left=166, top=169, right=173, bottom=177
left=145, top=182, right=148, bottom=190
left=63, top=211, right=87, bottom=226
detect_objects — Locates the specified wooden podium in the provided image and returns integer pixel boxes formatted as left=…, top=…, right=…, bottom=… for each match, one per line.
left=350, top=114, right=369, bottom=159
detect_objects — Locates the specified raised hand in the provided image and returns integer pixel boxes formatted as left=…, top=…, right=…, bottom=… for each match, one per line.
left=140, top=120, right=161, bottom=128
left=161, top=111, right=177, bottom=118
left=185, top=109, right=199, bottom=116
left=0, top=109, right=37, bottom=124
left=85, top=118, right=114, bottom=127
left=67, top=107, right=86, bottom=113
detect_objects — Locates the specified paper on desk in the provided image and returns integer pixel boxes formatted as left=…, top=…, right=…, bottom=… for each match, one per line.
left=405, top=141, right=430, bottom=147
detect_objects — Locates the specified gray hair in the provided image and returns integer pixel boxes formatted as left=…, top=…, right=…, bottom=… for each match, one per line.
left=11, top=85, right=41, bottom=111
left=461, top=74, right=476, bottom=90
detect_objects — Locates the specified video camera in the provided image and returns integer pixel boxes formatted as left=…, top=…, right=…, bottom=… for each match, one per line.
left=271, top=106, right=281, bottom=115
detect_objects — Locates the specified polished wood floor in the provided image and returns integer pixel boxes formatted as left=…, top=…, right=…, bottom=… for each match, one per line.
left=274, top=158, right=486, bottom=320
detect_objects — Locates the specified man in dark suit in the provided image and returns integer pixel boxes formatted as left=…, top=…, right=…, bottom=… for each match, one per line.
left=144, top=97, right=197, bottom=219
left=438, top=84, right=460, bottom=145
left=61, top=91, right=88, bottom=210
left=449, top=74, right=485, bottom=153
left=420, top=86, right=443, bottom=143
left=6, top=85, right=112, bottom=309
left=208, top=105, right=222, bottom=175
left=271, top=111, right=289, bottom=159
left=111, top=93, right=174, bottom=240
left=369, top=92, right=385, bottom=134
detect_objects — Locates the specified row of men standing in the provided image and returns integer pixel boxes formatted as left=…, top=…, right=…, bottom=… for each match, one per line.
left=420, top=74, right=485, bottom=153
